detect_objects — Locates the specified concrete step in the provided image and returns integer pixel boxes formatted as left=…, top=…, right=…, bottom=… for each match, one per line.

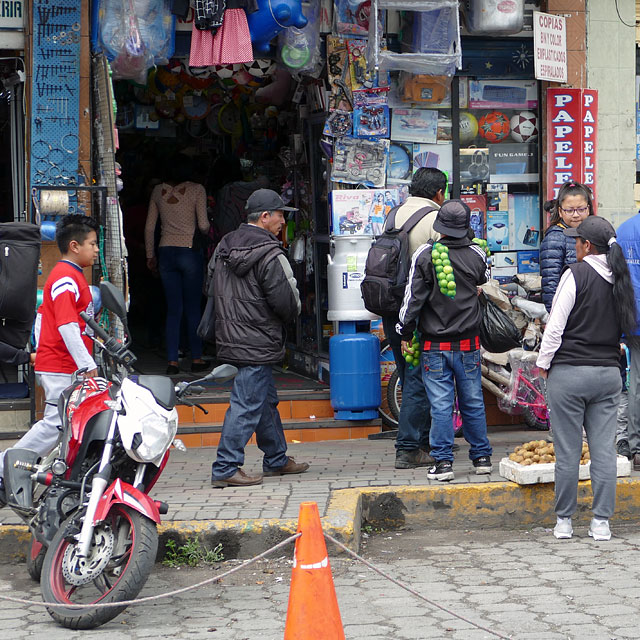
left=177, top=417, right=382, bottom=447
left=177, top=392, right=335, bottom=426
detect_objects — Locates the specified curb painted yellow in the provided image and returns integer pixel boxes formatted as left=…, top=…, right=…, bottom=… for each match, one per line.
left=358, top=477, right=640, bottom=529
left=3, top=478, right=640, bottom=561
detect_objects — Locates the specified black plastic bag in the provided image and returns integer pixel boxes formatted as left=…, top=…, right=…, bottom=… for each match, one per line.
left=478, top=292, right=521, bottom=353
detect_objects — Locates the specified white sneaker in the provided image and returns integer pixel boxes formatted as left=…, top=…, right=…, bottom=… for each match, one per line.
left=589, top=518, right=611, bottom=541
left=553, top=517, right=573, bottom=539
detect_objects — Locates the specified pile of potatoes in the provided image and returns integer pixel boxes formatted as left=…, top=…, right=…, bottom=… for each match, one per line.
left=508, top=440, right=591, bottom=466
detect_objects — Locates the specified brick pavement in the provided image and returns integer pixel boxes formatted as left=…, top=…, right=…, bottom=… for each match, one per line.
left=1, top=426, right=621, bottom=526
left=4, top=526, right=640, bottom=638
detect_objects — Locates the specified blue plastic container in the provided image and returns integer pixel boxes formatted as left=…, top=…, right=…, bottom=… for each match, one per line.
left=330, top=322, right=381, bottom=421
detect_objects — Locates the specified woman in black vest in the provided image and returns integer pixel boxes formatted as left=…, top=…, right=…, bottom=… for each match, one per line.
left=537, top=216, right=637, bottom=542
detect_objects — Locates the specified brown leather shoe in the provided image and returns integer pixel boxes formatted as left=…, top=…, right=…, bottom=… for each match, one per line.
left=263, top=457, right=310, bottom=476
left=395, top=449, right=434, bottom=469
left=211, top=469, right=263, bottom=488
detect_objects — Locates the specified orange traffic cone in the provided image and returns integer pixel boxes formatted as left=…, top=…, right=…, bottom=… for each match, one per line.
left=284, top=501, right=345, bottom=639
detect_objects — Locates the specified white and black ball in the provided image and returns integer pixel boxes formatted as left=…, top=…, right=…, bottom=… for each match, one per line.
left=510, top=111, right=538, bottom=143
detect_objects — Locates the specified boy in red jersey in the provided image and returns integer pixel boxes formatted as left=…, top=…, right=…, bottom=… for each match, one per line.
left=0, top=215, right=100, bottom=502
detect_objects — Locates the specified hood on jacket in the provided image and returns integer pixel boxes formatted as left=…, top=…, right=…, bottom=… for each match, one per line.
left=584, top=253, right=613, bottom=284
left=216, top=223, right=282, bottom=276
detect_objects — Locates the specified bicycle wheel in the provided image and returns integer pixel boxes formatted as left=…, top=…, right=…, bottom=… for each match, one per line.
left=524, top=406, right=550, bottom=431
left=386, top=368, right=402, bottom=422
left=379, top=340, right=398, bottom=429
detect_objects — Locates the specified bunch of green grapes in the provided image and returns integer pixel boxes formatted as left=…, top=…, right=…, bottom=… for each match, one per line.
left=404, top=332, right=420, bottom=368
left=432, top=242, right=456, bottom=298
left=472, top=237, right=491, bottom=257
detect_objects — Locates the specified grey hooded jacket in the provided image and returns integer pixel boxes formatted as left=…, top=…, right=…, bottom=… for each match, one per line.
left=212, top=223, right=300, bottom=365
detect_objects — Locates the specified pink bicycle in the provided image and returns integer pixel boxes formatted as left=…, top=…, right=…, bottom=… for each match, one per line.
left=481, top=348, right=549, bottom=431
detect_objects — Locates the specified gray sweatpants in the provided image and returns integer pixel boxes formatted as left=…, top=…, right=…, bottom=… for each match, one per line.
left=547, top=364, right=621, bottom=520
left=0, top=373, right=71, bottom=479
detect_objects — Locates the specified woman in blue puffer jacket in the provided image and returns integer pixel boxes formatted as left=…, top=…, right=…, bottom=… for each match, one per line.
left=540, top=181, right=594, bottom=311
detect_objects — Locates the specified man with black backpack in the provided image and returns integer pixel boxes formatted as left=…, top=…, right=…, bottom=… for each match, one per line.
left=397, top=200, right=492, bottom=482
left=362, top=168, right=446, bottom=469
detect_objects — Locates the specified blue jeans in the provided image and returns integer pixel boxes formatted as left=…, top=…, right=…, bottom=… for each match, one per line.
left=382, top=317, right=430, bottom=451
left=422, top=350, right=492, bottom=462
left=158, top=246, right=204, bottom=362
left=211, top=365, right=289, bottom=480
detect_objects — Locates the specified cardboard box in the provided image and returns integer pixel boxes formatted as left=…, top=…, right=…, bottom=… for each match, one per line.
left=469, top=80, right=538, bottom=110
left=460, top=194, right=486, bottom=239
left=517, top=250, right=540, bottom=273
left=459, top=148, right=489, bottom=184
left=509, top=193, right=541, bottom=250
left=486, top=184, right=509, bottom=211
left=487, top=211, right=510, bottom=252
left=499, top=456, right=631, bottom=485
left=330, top=188, right=402, bottom=236
left=391, top=108, right=438, bottom=144
left=489, top=143, right=538, bottom=183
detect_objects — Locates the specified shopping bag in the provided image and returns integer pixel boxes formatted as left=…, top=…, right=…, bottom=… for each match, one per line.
left=478, top=292, right=521, bottom=353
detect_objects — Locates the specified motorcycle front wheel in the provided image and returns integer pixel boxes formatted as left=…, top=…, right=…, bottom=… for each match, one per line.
left=41, top=504, right=158, bottom=629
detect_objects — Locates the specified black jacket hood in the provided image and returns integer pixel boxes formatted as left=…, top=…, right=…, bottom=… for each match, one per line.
left=217, top=223, right=282, bottom=276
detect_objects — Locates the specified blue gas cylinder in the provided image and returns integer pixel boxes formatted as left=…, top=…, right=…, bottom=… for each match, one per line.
left=329, top=321, right=381, bottom=420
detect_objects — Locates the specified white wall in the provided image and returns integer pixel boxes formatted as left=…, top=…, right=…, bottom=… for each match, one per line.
left=587, top=0, right=637, bottom=226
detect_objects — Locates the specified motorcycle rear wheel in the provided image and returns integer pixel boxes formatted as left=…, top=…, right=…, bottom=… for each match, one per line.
left=41, top=504, right=158, bottom=629
left=26, top=535, right=46, bottom=582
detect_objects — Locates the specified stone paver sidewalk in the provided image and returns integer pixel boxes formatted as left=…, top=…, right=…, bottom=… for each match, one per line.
left=0, top=426, right=607, bottom=526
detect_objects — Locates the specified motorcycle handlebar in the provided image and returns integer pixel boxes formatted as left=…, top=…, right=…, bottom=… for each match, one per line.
left=79, top=312, right=137, bottom=370
left=80, top=312, right=110, bottom=342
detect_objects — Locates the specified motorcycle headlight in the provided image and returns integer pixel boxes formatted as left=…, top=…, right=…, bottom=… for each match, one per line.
left=131, top=409, right=178, bottom=464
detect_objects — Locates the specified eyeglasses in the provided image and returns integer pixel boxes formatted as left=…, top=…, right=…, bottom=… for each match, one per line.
left=560, top=206, right=589, bottom=215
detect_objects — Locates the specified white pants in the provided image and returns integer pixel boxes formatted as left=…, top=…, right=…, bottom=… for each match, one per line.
left=0, top=373, right=72, bottom=479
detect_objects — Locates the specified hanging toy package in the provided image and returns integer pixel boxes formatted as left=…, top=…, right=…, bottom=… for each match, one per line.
left=92, top=0, right=176, bottom=82
left=278, top=2, right=322, bottom=76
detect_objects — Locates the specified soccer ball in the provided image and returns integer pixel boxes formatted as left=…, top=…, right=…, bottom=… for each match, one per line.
left=459, top=111, right=478, bottom=144
left=510, top=111, right=538, bottom=143
left=213, top=64, right=241, bottom=87
left=478, top=111, right=510, bottom=143
left=187, top=65, right=215, bottom=79
left=244, top=58, right=276, bottom=79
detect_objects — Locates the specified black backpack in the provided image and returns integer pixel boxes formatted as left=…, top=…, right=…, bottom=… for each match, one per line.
left=0, top=222, right=41, bottom=348
left=360, top=205, right=436, bottom=317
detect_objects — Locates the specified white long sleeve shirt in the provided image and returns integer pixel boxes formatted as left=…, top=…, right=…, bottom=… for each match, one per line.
left=536, top=254, right=613, bottom=371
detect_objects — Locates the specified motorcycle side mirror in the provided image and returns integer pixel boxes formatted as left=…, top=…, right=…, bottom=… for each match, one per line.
left=100, top=282, right=127, bottom=319
left=204, top=364, right=238, bottom=383
left=100, top=281, right=132, bottom=344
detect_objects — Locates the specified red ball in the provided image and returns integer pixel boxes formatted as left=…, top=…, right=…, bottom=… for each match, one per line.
left=478, top=111, right=510, bottom=143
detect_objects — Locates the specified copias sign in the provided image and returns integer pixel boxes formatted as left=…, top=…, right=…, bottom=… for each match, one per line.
left=546, top=88, right=598, bottom=211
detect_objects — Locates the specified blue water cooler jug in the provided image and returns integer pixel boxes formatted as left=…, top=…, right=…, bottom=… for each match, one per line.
left=330, top=321, right=381, bottom=420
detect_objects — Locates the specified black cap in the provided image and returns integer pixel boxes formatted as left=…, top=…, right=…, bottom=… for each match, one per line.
left=245, top=189, right=298, bottom=214
left=563, top=216, right=615, bottom=247
left=433, top=200, right=471, bottom=239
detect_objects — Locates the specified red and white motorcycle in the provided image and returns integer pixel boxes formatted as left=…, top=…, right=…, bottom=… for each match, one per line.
left=3, top=282, right=236, bottom=629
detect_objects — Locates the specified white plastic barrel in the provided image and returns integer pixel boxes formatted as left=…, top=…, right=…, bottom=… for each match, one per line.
left=327, top=235, right=377, bottom=321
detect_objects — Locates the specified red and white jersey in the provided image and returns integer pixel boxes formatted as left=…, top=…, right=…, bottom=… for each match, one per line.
left=35, top=260, right=94, bottom=374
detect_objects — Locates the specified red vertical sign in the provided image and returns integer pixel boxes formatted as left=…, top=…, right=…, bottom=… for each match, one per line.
left=546, top=88, right=598, bottom=211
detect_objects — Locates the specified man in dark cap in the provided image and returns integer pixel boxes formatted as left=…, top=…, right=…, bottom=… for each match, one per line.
left=396, top=200, right=492, bottom=481
left=210, top=189, right=309, bottom=487
left=382, top=168, right=446, bottom=470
